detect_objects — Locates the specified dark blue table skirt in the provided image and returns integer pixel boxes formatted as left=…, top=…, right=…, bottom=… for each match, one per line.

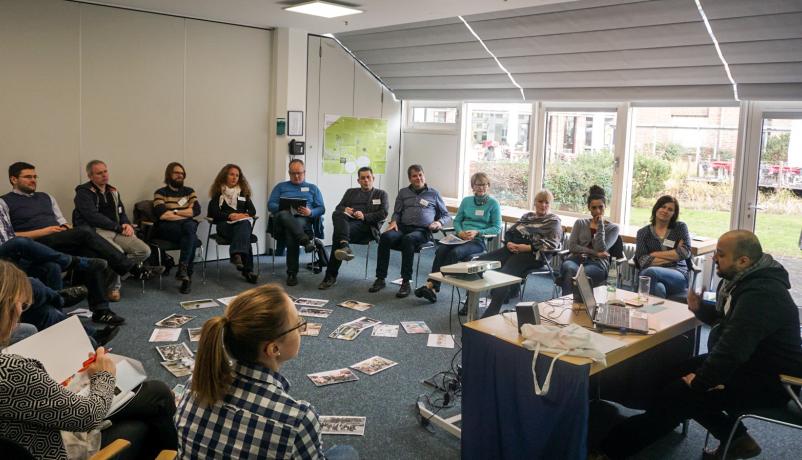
left=462, top=325, right=590, bottom=460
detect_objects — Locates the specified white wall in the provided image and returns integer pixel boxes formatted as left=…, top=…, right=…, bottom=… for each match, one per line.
left=306, top=36, right=402, bottom=243
left=401, top=131, right=461, bottom=198
left=0, top=0, right=271, bottom=259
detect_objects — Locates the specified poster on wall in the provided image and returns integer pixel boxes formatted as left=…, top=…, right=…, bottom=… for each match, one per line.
left=323, top=115, right=388, bottom=174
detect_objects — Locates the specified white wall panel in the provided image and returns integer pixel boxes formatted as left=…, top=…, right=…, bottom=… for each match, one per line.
left=401, top=132, right=460, bottom=198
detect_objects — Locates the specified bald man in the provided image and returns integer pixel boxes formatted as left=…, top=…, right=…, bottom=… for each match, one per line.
left=598, top=230, right=802, bottom=460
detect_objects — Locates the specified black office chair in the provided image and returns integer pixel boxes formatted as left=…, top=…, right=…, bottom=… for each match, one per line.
left=203, top=216, right=261, bottom=281
left=267, top=212, right=325, bottom=274
left=626, top=254, right=702, bottom=303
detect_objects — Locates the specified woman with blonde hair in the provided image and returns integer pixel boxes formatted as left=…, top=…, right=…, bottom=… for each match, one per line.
left=176, top=284, right=358, bottom=459
left=207, top=164, right=258, bottom=283
left=0, top=260, right=176, bottom=459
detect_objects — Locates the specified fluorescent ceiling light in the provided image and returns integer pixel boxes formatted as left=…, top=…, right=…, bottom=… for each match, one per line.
left=284, top=1, right=363, bottom=18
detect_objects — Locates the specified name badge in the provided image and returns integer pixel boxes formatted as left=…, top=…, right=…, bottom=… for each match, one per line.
left=177, top=197, right=188, bottom=207
left=238, top=196, right=246, bottom=201
left=663, top=239, right=676, bottom=249
left=475, top=209, right=484, bottom=216
left=372, top=199, right=381, bottom=205
left=301, top=187, right=310, bottom=192
left=419, top=198, right=429, bottom=207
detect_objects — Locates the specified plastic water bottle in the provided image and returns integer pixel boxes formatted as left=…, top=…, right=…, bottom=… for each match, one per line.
left=607, top=263, right=618, bottom=301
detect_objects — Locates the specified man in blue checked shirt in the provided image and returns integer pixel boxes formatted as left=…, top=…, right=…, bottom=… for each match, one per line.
left=369, top=164, right=451, bottom=298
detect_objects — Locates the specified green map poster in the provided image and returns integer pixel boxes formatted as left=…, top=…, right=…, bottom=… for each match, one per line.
left=323, top=115, right=388, bottom=174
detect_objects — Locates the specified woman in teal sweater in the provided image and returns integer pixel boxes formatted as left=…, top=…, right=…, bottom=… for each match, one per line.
left=415, top=172, right=501, bottom=303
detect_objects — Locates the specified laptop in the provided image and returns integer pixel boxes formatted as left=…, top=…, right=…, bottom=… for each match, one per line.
left=574, top=264, right=649, bottom=334
left=279, top=197, right=307, bottom=211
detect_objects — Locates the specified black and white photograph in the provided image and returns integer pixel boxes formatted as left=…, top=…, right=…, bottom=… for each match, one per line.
left=156, top=342, right=194, bottom=361
left=155, top=314, right=194, bottom=328
left=307, top=368, right=360, bottom=387
left=347, top=316, right=381, bottom=331
left=371, top=324, right=399, bottom=338
left=160, top=358, right=194, bottom=377
left=301, top=323, right=322, bottom=337
left=295, top=297, right=330, bottom=308
left=337, top=299, right=373, bottom=312
left=329, top=324, right=361, bottom=341
left=298, top=307, right=333, bottom=318
left=187, top=327, right=202, bottom=342
left=320, top=416, right=366, bottom=436
left=350, top=356, right=398, bottom=375
left=180, top=299, right=218, bottom=310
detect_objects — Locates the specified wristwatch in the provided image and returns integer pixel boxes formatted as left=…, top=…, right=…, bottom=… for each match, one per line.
left=173, top=210, right=178, bottom=215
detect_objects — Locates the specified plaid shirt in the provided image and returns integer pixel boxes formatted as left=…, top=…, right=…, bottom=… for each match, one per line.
left=176, top=362, right=325, bottom=459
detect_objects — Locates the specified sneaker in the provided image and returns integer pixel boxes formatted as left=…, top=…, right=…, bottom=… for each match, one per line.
left=179, top=279, right=192, bottom=294
left=414, top=285, right=437, bottom=303
left=702, top=433, right=761, bottom=460
left=286, top=274, right=298, bottom=286
left=94, top=325, right=120, bottom=346
left=231, top=254, right=245, bottom=271
left=243, top=271, right=258, bottom=284
left=175, top=263, right=189, bottom=281
left=368, top=278, right=386, bottom=293
left=58, top=286, right=88, bottom=308
left=92, top=310, right=126, bottom=326
left=107, top=289, right=121, bottom=302
left=318, top=276, right=337, bottom=290
left=334, top=246, right=355, bottom=262
left=396, top=280, right=412, bottom=298
left=75, top=257, right=108, bottom=272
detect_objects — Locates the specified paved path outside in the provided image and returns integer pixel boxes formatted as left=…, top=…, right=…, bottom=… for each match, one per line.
left=775, top=254, right=802, bottom=306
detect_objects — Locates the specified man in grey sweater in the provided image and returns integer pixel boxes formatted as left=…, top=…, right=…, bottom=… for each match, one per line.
left=318, top=167, right=389, bottom=289
left=369, top=164, right=451, bottom=297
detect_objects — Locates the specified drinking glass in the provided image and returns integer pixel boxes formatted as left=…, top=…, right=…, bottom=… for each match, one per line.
left=638, top=276, right=651, bottom=303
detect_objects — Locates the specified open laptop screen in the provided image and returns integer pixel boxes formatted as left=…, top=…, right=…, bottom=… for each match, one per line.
left=575, top=264, right=598, bottom=319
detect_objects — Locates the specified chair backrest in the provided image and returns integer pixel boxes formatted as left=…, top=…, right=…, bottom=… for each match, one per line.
left=133, top=200, right=156, bottom=226
left=609, top=235, right=625, bottom=260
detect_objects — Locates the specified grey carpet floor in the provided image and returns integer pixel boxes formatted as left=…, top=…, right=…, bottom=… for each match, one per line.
left=86, top=245, right=801, bottom=459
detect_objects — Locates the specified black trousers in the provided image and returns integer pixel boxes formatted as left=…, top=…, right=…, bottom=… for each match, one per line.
left=215, top=220, right=254, bottom=272
left=37, top=227, right=134, bottom=276
left=273, top=210, right=313, bottom=275
left=154, top=219, right=201, bottom=274
left=375, top=224, right=431, bottom=281
left=326, top=212, right=375, bottom=278
left=428, top=239, right=485, bottom=289
left=101, top=380, right=178, bottom=460
left=600, top=354, right=791, bottom=459
left=477, top=247, right=544, bottom=318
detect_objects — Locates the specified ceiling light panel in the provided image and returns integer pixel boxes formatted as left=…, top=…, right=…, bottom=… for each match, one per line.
left=284, top=1, right=363, bottom=19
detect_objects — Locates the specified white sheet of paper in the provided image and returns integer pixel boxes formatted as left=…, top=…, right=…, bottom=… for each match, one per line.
left=149, top=328, right=182, bottom=342
left=4, top=315, right=93, bottom=384
left=426, top=334, right=455, bottom=348
left=217, top=296, right=237, bottom=306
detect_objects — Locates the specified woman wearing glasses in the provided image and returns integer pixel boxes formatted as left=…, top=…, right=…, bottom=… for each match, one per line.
left=176, top=284, right=359, bottom=459
left=414, top=172, right=502, bottom=303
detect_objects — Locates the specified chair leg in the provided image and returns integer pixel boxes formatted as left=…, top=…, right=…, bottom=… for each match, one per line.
left=215, top=244, right=221, bottom=282
left=156, top=248, right=163, bottom=290
left=364, top=241, right=371, bottom=279
left=415, top=251, right=421, bottom=286
left=681, top=419, right=689, bottom=436
left=254, top=240, right=261, bottom=276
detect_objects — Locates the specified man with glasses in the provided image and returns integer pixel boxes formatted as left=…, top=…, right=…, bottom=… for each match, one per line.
left=318, top=166, right=388, bottom=290
left=153, top=162, right=202, bottom=294
left=369, top=164, right=451, bottom=298
left=267, top=159, right=327, bottom=286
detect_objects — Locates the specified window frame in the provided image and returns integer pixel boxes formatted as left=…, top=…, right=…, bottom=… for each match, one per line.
left=403, top=101, right=461, bottom=133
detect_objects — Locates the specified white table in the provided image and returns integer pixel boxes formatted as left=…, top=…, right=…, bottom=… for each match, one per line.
left=428, top=270, right=522, bottom=321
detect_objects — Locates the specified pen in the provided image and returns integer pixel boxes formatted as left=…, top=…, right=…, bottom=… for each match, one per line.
left=78, top=347, right=113, bottom=373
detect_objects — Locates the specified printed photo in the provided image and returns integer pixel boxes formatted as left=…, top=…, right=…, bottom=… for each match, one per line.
left=161, top=358, right=194, bottom=378
left=320, top=416, right=366, bottom=436
left=187, top=327, right=202, bottom=342
left=427, top=333, right=456, bottom=349
left=350, top=356, right=398, bottom=375
left=329, top=324, right=361, bottom=341
left=155, top=314, right=194, bottom=328
left=307, top=368, right=359, bottom=387
left=298, top=307, right=333, bottom=318
left=148, top=328, right=181, bottom=343
left=216, top=296, right=237, bottom=306
left=346, top=317, right=381, bottom=331
left=337, top=300, right=373, bottom=311
left=295, top=297, right=329, bottom=308
left=155, top=342, right=194, bottom=361
left=301, top=323, right=322, bottom=337
left=180, top=299, right=218, bottom=310
left=371, top=324, right=399, bottom=338
left=401, top=321, right=431, bottom=334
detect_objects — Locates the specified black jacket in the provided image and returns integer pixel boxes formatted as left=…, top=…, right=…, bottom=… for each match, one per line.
left=72, top=181, right=130, bottom=232
left=208, top=193, right=257, bottom=223
left=692, top=264, right=802, bottom=392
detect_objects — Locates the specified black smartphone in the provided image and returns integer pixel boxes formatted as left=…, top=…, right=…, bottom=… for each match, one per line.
left=516, top=302, right=540, bottom=333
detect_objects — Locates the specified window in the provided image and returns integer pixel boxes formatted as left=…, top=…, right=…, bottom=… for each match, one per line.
left=626, top=106, right=740, bottom=239
left=412, top=107, right=457, bottom=124
left=543, top=110, right=617, bottom=213
left=406, top=102, right=460, bottom=131
left=464, top=103, right=532, bottom=208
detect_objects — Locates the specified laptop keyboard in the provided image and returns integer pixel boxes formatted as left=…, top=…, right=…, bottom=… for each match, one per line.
left=602, top=305, right=629, bottom=327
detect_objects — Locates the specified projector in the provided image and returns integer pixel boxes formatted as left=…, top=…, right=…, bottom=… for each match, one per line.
left=440, top=260, right=501, bottom=279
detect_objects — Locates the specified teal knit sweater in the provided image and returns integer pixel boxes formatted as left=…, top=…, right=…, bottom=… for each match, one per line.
left=454, top=195, right=502, bottom=236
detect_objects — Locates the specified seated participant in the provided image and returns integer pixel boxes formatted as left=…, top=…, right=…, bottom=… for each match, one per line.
left=369, top=164, right=451, bottom=298
left=267, top=159, right=327, bottom=287
left=598, top=231, right=802, bottom=460
left=475, top=190, right=562, bottom=318
left=635, top=195, right=692, bottom=299
left=414, top=172, right=501, bottom=303
left=207, top=164, right=258, bottom=284
left=176, top=284, right=359, bottom=459
left=558, top=185, right=619, bottom=294
left=319, top=166, right=389, bottom=290
left=73, top=160, right=155, bottom=301
left=1, top=162, right=157, bottom=324
left=153, top=162, right=202, bottom=294
left=0, top=260, right=178, bottom=460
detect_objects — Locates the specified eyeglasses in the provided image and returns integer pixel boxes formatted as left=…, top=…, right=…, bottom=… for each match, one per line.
left=273, top=319, right=307, bottom=339
left=19, top=175, right=38, bottom=180
left=288, top=171, right=305, bottom=176
left=20, top=302, right=31, bottom=312
left=171, top=171, right=186, bottom=176
left=472, top=183, right=490, bottom=188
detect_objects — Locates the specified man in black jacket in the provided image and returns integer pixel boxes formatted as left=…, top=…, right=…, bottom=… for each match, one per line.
left=599, top=230, right=802, bottom=460
left=74, top=160, right=154, bottom=301
left=318, top=166, right=388, bottom=290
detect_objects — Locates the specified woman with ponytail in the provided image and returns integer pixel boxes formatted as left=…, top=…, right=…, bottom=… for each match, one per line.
left=175, top=284, right=359, bottom=459
left=558, top=185, right=620, bottom=294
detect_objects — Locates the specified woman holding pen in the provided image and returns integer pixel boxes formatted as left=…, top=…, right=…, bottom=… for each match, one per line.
left=0, top=260, right=176, bottom=459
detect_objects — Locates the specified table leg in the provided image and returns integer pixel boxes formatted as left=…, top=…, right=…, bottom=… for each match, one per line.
left=465, top=290, right=480, bottom=321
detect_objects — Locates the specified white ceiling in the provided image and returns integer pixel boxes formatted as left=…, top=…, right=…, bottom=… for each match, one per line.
left=74, top=0, right=581, bottom=33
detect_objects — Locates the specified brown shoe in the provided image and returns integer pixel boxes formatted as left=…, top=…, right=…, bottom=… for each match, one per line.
left=107, top=289, right=121, bottom=302
left=703, top=433, right=761, bottom=460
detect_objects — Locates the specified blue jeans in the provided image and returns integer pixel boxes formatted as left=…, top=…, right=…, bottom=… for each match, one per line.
left=325, top=444, right=360, bottom=460
left=21, top=277, right=98, bottom=341
left=640, top=266, right=688, bottom=298
left=155, top=219, right=201, bottom=273
left=9, top=323, right=38, bottom=344
left=559, top=257, right=607, bottom=294
left=0, top=237, right=72, bottom=289
left=429, top=238, right=486, bottom=289
left=215, top=220, right=254, bottom=272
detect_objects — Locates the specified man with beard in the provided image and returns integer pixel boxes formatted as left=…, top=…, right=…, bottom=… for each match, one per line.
left=153, top=162, right=201, bottom=294
left=596, top=230, right=802, bottom=460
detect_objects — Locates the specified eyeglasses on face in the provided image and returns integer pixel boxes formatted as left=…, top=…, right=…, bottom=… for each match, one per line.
left=472, top=183, right=490, bottom=188
left=273, top=319, right=307, bottom=339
